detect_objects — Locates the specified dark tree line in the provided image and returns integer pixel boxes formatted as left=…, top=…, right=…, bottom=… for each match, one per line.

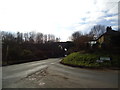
left=1, top=31, right=60, bottom=44
left=1, top=31, right=64, bottom=65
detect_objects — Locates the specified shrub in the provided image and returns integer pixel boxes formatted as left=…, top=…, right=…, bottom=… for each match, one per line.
left=61, top=52, right=119, bottom=68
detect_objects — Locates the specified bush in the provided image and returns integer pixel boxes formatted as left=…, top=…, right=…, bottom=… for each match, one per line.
left=61, top=52, right=119, bottom=68
left=61, top=52, right=99, bottom=67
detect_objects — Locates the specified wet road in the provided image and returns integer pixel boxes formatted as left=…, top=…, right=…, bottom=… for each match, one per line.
left=2, top=58, right=119, bottom=88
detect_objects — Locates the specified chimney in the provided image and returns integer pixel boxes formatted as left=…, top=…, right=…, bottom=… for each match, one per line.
left=106, top=26, right=112, bottom=32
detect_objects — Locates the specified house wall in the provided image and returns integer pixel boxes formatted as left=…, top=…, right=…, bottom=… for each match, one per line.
left=98, top=36, right=104, bottom=44
left=96, top=28, right=120, bottom=49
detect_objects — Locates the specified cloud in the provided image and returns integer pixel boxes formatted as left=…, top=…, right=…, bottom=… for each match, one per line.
left=112, top=25, right=118, bottom=30
left=0, top=0, right=119, bottom=41
left=107, top=4, right=118, bottom=15
left=111, top=21, right=117, bottom=24
left=84, top=11, right=106, bottom=23
left=73, top=23, right=97, bottom=34
left=105, top=15, right=118, bottom=21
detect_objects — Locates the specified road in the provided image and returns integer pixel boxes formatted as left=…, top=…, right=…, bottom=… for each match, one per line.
left=2, top=58, right=119, bottom=88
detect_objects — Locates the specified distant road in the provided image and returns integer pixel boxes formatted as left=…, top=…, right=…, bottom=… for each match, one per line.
left=2, top=58, right=118, bottom=88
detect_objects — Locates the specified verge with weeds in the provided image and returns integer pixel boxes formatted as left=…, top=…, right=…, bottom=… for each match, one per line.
left=61, top=52, right=120, bottom=69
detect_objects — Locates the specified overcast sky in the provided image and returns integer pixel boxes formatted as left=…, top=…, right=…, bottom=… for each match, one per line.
left=0, top=0, right=119, bottom=41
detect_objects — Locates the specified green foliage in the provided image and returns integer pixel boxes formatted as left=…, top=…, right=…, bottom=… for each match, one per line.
left=62, top=52, right=99, bottom=67
left=61, top=52, right=119, bottom=68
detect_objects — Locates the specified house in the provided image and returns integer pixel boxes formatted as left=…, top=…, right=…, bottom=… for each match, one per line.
left=96, top=26, right=120, bottom=48
left=88, top=40, right=96, bottom=47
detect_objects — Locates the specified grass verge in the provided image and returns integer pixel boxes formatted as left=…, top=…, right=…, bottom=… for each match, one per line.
left=60, top=52, right=120, bottom=69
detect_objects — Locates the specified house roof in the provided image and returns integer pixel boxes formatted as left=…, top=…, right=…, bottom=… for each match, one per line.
left=95, top=29, right=120, bottom=41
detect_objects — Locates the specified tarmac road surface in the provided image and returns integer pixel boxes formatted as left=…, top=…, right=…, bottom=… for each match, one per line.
left=2, top=58, right=119, bottom=88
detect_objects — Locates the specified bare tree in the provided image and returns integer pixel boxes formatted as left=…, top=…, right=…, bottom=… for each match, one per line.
left=29, top=31, right=36, bottom=43
left=71, top=31, right=82, bottom=41
left=17, top=32, right=23, bottom=44
left=36, top=32, right=43, bottom=43
left=55, top=37, right=60, bottom=42
left=43, top=34, right=48, bottom=43
left=51, top=34, right=55, bottom=42
left=89, top=25, right=106, bottom=39
left=47, top=34, right=55, bottom=42
left=48, top=34, right=51, bottom=42
left=24, top=32, right=29, bottom=42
